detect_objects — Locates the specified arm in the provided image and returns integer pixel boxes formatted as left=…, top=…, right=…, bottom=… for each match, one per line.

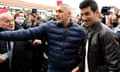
left=101, top=31, right=120, bottom=71
left=116, top=31, right=120, bottom=43
left=0, top=23, right=48, bottom=41
left=72, top=39, right=86, bottom=72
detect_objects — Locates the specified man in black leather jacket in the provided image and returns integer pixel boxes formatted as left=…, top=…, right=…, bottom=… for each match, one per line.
left=74, top=0, right=120, bottom=72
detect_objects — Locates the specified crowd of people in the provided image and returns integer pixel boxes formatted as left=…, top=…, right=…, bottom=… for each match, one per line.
left=0, top=0, right=120, bottom=72
left=0, top=7, right=48, bottom=72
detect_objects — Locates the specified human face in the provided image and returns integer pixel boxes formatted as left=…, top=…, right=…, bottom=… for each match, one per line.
left=80, top=6, right=99, bottom=27
left=15, top=13, right=25, bottom=25
left=0, top=14, right=15, bottom=30
left=17, top=13, right=25, bottom=18
left=55, top=6, right=71, bottom=25
left=117, top=11, right=120, bottom=23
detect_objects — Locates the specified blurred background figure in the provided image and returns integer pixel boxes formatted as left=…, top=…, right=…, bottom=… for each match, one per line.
left=100, top=6, right=119, bottom=28
left=11, top=10, right=32, bottom=72
left=74, top=14, right=82, bottom=25
left=23, top=9, right=48, bottom=72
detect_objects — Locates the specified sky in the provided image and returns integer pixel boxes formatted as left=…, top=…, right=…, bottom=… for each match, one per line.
left=20, top=0, right=120, bottom=12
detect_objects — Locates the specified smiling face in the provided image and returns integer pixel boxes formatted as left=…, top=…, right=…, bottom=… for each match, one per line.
left=79, top=0, right=100, bottom=27
left=55, top=4, right=71, bottom=26
left=0, top=13, right=15, bottom=30
left=80, top=6, right=99, bottom=27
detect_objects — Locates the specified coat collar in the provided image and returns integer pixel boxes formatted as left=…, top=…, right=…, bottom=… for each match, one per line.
left=87, top=21, right=101, bottom=33
left=56, top=19, right=73, bottom=27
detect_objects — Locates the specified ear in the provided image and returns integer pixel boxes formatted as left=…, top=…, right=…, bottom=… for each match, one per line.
left=95, top=10, right=100, bottom=17
left=68, top=11, right=71, bottom=17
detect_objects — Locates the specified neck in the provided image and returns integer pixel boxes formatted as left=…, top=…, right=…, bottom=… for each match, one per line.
left=63, top=19, right=71, bottom=27
left=90, top=18, right=99, bottom=27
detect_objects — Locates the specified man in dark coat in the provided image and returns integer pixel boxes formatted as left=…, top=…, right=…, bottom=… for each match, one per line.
left=73, top=0, right=120, bottom=72
left=0, top=7, right=15, bottom=72
left=0, top=4, right=87, bottom=72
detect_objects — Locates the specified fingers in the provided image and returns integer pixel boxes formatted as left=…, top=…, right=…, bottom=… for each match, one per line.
left=32, top=39, right=42, bottom=46
left=72, top=66, right=80, bottom=72
left=0, top=55, right=6, bottom=63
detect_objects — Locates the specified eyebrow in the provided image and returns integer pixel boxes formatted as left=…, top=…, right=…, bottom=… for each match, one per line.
left=56, top=9, right=63, bottom=13
left=81, top=12, right=89, bottom=16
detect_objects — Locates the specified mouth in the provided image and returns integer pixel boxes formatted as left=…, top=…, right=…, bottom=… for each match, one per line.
left=9, top=25, right=14, bottom=28
left=56, top=17, right=61, bottom=20
left=56, top=18, right=61, bottom=22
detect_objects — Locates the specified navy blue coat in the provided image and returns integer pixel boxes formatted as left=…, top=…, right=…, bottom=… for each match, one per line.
left=0, top=20, right=87, bottom=70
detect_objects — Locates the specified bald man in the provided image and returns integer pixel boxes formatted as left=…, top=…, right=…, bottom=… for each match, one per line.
left=0, top=4, right=87, bottom=72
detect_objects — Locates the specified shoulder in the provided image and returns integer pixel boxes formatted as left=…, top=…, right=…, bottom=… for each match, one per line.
left=69, top=21, right=87, bottom=38
left=71, top=21, right=87, bottom=33
left=98, top=23, right=117, bottom=39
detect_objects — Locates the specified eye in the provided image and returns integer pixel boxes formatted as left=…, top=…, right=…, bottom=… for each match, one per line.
left=56, top=10, right=63, bottom=13
left=85, top=12, right=89, bottom=16
left=5, top=20, right=9, bottom=23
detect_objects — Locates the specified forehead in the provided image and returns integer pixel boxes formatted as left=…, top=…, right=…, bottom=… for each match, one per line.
left=0, top=14, right=14, bottom=21
left=56, top=6, right=65, bottom=11
left=56, top=5, right=70, bottom=11
left=18, top=13, right=24, bottom=16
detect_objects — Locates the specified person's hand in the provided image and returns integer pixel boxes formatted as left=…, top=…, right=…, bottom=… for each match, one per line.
left=0, top=55, right=6, bottom=63
left=72, top=66, right=80, bottom=72
left=32, top=39, right=42, bottom=46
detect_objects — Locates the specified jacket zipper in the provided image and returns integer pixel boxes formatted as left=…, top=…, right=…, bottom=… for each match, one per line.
left=59, top=27, right=67, bottom=64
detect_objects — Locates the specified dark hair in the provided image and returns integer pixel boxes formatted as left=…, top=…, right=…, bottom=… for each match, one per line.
left=79, top=0, right=98, bottom=12
left=14, top=11, right=24, bottom=19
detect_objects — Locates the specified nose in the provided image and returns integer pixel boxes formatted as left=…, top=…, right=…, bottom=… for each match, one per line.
left=9, top=21, right=14, bottom=25
left=82, top=15, right=87, bottom=22
left=55, top=12, right=59, bottom=17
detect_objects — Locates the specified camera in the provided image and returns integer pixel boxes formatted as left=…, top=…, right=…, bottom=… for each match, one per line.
left=32, top=8, right=37, bottom=13
left=101, top=6, right=114, bottom=15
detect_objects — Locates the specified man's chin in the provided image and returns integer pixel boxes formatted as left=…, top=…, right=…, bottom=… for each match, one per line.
left=8, top=28, right=14, bottom=30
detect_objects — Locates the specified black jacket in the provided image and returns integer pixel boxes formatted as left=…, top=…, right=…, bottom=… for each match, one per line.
left=0, top=28, right=10, bottom=72
left=11, top=23, right=32, bottom=72
left=83, top=21, right=120, bottom=72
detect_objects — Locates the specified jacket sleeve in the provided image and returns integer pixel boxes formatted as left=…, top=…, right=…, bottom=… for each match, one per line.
left=78, top=39, right=86, bottom=72
left=116, top=31, right=120, bottom=44
left=100, top=31, right=120, bottom=72
left=0, top=23, right=48, bottom=41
